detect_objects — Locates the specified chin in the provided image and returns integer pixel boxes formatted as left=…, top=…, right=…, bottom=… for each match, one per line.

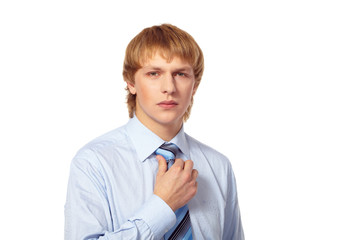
left=154, top=112, right=184, bottom=125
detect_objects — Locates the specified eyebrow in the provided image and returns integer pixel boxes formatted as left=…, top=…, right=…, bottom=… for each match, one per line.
left=142, top=66, right=193, bottom=72
left=142, top=66, right=162, bottom=71
left=176, top=67, right=193, bottom=72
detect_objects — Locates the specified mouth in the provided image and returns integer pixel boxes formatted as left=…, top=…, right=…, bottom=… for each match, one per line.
left=157, top=100, right=178, bottom=109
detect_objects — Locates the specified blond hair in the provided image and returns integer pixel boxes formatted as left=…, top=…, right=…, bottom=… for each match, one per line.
left=122, top=24, right=204, bottom=121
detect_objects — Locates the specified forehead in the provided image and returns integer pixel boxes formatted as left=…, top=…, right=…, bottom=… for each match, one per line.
left=140, top=51, right=193, bottom=70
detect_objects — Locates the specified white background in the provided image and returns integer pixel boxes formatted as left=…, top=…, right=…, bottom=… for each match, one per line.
left=1, top=0, right=359, bottom=239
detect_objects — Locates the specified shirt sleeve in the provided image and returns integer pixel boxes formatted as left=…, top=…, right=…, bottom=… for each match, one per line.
left=64, top=154, right=176, bottom=240
left=222, top=165, right=245, bottom=240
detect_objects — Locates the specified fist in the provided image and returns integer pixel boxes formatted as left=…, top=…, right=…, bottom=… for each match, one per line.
left=153, top=155, right=198, bottom=212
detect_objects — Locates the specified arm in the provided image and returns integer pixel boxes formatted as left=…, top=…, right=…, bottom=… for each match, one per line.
left=64, top=155, right=176, bottom=240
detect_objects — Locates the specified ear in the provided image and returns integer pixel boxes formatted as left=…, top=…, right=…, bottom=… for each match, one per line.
left=127, top=81, right=136, bottom=95
left=192, top=83, right=198, bottom=97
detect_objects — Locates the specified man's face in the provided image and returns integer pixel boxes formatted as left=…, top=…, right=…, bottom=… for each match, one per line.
left=127, top=53, right=196, bottom=131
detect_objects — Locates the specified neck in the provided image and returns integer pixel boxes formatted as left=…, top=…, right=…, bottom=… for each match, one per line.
left=134, top=112, right=183, bottom=142
left=152, top=124, right=182, bottom=142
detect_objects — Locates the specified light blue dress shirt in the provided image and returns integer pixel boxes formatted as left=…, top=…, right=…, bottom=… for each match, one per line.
left=65, top=116, right=244, bottom=240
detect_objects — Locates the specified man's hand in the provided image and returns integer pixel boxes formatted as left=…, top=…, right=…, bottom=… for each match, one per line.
left=153, top=155, right=198, bottom=212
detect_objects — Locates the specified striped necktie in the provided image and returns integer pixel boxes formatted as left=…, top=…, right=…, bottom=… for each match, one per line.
left=155, top=143, right=193, bottom=240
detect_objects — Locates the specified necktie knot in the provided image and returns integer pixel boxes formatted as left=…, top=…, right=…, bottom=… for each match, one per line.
left=155, top=143, right=180, bottom=162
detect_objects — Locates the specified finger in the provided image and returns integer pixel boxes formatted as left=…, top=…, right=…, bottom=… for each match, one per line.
left=183, top=160, right=194, bottom=172
left=191, top=169, right=198, bottom=180
left=156, top=155, right=168, bottom=175
left=173, top=158, right=185, bottom=169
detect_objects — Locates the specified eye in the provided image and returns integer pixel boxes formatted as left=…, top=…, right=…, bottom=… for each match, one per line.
left=147, top=71, right=160, bottom=77
left=175, top=72, right=186, bottom=77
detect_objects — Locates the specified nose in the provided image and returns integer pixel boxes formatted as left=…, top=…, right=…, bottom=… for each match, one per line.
left=160, top=73, right=176, bottom=94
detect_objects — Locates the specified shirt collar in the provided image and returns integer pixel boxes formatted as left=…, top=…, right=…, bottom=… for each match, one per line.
left=125, top=115, right=190, bottom=162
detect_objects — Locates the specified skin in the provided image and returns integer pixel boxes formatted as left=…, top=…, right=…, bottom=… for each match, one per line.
left=127, top=53, right=198, bottom=212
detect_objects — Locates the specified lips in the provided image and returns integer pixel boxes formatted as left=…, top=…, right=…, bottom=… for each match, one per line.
left=157, top=100, right=178, bottom=109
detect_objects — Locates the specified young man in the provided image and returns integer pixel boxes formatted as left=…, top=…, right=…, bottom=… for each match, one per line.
left=65, top=24, right=244, bottom=240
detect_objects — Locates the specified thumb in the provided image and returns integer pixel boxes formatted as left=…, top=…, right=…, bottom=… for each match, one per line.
left=156, top=155, right=168, bottom=175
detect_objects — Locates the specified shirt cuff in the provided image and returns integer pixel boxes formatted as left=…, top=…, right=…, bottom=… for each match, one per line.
left=132, top=194, right=176, bottom=239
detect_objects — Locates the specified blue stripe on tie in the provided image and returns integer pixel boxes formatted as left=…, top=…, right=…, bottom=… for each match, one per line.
left=183, top=228, right=193, bottom=240
left=156, top=147, right=175, bottom=161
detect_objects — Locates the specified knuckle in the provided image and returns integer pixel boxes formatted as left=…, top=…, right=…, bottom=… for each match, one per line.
left=182, top=172, right=192, bottom=181
left=189, top=185, right=197, bottom=196
left=172, top=165, right=183, bottom=173
left=175, top=158, right=184, bottom=163
left=186, top=159, right=193, bottom=164
left=185, top=160, right=194, bottom=168
left=189, top=179, right=197, bottom=187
